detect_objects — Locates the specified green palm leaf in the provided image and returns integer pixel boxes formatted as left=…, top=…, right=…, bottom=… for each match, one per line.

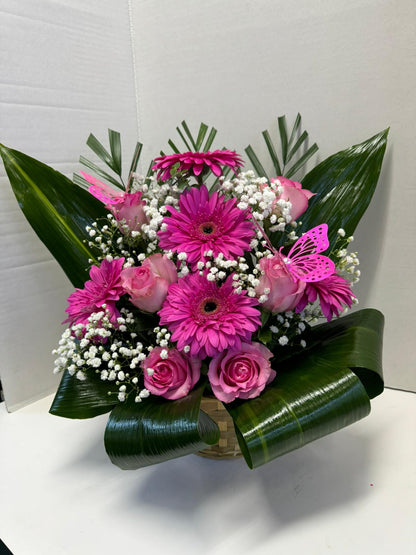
left=0, top=144, right=106, bottom=288
left=104, top=384, right=220, bottom=469
left=226, top=309, right=384, bottom=469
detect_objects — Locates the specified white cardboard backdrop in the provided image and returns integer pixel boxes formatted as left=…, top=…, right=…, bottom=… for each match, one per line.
left=0, top=0, right=138, bottom=410
left=0, top=0, right=415, bottom=410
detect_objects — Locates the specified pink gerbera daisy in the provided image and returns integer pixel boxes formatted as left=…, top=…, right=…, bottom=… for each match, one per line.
left=64, top=257, right=125, bottom=327
left=157, top=185, right=255, bottom=266
left=158, top=273, right=261, bottom=359
left=152, top=150, right=244, bottom=181
left=295, top=272, right=356, bottom=322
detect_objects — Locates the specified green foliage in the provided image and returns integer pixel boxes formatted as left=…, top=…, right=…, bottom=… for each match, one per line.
left=245, top=114, right=319, bottom=179
left=0, top=144, right=106, bottom=288
left=227, top=309, right=384, bottom=468
left=104, top=384, right=220, bottom=469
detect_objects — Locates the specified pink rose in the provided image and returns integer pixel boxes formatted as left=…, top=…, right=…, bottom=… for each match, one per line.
left=121, top=254, right=178, bottom=312
left=271, top=177, right=315, bottom=221
left=208, top=342, right=275, bottom=403
left=108, top=191, right=148, bottom=233
left=141, top=347, right=201, bottom=400
left=81, top=172, right=149, bottom=233
left=255, top=254, right=306, bottom=313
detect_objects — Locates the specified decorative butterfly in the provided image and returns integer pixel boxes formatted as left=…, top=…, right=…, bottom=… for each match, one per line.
left=280, top=224, right=335, bottom=282
left=80, top=172, right=125, bottom=205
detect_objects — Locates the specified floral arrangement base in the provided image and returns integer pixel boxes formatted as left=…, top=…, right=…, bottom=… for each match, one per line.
left=196, top=397, right=242, bottom=459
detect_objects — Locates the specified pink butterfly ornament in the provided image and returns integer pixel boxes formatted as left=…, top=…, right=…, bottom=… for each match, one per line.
left=80, top=172, right=148, bottom=233
left=281, top=224, right=335, bottom=282
left=80, top=171, right=124, bottom=205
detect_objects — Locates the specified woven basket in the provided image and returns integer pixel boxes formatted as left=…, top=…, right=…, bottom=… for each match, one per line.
left=197, top=396, right=242, bottom=459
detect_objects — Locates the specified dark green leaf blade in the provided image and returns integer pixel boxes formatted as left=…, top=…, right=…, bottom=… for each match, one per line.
left=79, top=155, right=124, bottom=190
left=287, top=112, right=302, bottom=151
left=285, top=142, right=319, bottom=178
left=286, top=129, right=308, bottom=163
left=278, top=115, right=288, bottom=165
left=203, top=127, right=218, bottom=151
left=195, top=123, right=209, bottom=150
left=86, top=133, right=118, bottom=174
left=108, top=129, right=122, bottom=176
left=227, top=309, right=384, bottom=469
left=262, top=130, right=282, bottom=176
left=50, top=370, right=117, bottom=419
left=181, top=120, right=198, bottom=150
left=300, top=129, right=388, bottom=246
left=244, top=145, right=269, bottom=179
left=104, top=385, right=220, bottom=469
left=0, top=144, right=107, bottom=288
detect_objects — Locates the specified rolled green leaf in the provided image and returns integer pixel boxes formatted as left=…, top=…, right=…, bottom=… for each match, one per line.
left=226, top=309, right=384, bottom=469
left=50, top=370, right=118, bottom=419
left=0, top=144, right=107, bottom=288
left=104, top=385, right=220, bottom=469
left=300, top=129, right=388, bottom=247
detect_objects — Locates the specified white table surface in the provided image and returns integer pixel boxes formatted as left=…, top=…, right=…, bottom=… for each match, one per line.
left=0, top=388, right=415, bottom=555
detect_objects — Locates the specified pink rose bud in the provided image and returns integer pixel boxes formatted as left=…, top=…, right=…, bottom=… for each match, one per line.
left=141, top=347, right=201, bottom=400
left=271, top=177, right=315, bottom=221
left=121, top=254, right=178, bottom=312
left=208, top=342, right=275, bottom=403
left=255, top=253, right=306, bottom=313
left=109, top=191, right=149, bottom=233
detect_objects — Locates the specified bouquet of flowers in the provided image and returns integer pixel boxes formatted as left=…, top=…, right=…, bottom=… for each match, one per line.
left=0, top=116, right=387, bottom=469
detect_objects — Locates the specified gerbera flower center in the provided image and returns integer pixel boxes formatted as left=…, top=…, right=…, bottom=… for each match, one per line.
left=203, top=300, right=218, bottom=313
left=200, top=222, right=215, bottom=235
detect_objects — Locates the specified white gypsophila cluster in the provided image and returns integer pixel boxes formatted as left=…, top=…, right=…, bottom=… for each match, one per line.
left=220, top=172, right=295, bottom=233
left=85, top=213, right=148, bottom=266
left=132, top=173, right=180, bottom=254
left=268, top=310, right=311, bottom=349
left=52, top=307, right=150, bottom=403
left=334, top=230, right=361, bottom=286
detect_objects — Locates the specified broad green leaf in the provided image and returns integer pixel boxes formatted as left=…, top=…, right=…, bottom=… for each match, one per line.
left=300, top=129, right=388, bottom=247
left=50, top=370, right=118, bottom=419
left=0, top=144, right=106, bottom=288
left=104, top=384, right=220, bottom=469
left=226, top=309, right=384, bottom=469
left=108, top=129, right=122, bottom=176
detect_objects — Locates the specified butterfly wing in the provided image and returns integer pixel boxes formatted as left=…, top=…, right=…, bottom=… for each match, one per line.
left=80, top=171, right=123, bottom=205
left=285, top=224, right=335, bottom=282
left=286, top=254, right=335, bottom=282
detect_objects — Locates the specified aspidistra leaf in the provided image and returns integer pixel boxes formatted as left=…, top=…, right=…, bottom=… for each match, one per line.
left=226, top=309, right=384, bottom=469
left=50, top=370, right=118, bottom=419
left=0, top=144, right=106, bottom=288
left=300, top=129, right=388, bottom=247
left=104, top=384, right=220, bottom=469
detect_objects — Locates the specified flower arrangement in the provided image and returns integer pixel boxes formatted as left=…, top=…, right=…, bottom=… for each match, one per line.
left=0, top=116, right=387, bottom=469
